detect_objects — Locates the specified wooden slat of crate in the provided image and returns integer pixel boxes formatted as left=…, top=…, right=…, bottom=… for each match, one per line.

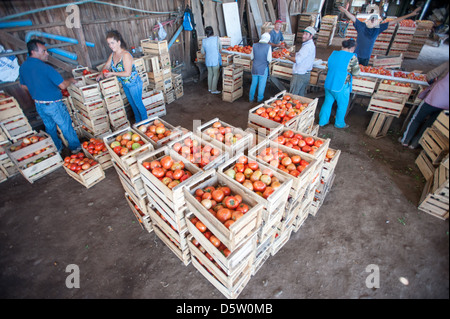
left=365, top=112, right=394, bottom=139
left=146, top=105, right=166, bottom=118
left=0, top=113, right=33, bottom=142
left=432, top=162, right=449, bottom=197
left=76, top=112, right=110, bottom=136
left=367, top=93, right=406, bottom=117
left=114, top=162, right=148, bottom=205
left=419, top=127, right=449, bottom=165
left=103, top=127, right=154, bottom=179
left=418, top=192, right=449, bottom=220
left=223, top=74, right=243, bottom=90
left=189, top=236, right=253, bottom=299
left=222, top=87, right=243, bottom=103
left=64, top=163, right=105, bottom=188
left=184, top=169, right=263, bottom=250
left=372, top=54, right=403, bottom=68
left=271, top=225, right=294, bottom=256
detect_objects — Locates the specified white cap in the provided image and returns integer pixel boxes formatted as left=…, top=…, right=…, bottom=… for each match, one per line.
left=303, top=26, right=317, bottom=36
left=260, top=32, right=270, bottom=43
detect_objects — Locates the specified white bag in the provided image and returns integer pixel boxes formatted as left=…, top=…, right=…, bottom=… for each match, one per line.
left=0, top=45, right=20, bottom=83
left=158, top=22, right=167, bottom=40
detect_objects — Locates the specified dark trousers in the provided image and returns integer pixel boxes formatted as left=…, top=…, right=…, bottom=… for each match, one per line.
left=401, top=101, right=442, bottom=148
left=358, top=57, right=370, bottom=66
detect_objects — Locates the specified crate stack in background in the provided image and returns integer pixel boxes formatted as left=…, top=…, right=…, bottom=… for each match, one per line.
left=0, top=92, right=34, bottom=143
left=98, top=76, right=130, bottom=132
left=316, top=15, right=338, bottom=47
left=222, top=64, right=244, bottom=103
left=404, top=20, right=434, bottom=59
left=172, top=73, right=184, bottom=100
left=297, top=13, right=318, bottom=45
left=416, top=111, right=449, bottom=220
left=140, top=39, right=174, bottom=104
left=369, top=18, right=397, bottom=63
left=388, top=20, right=416, bottom=56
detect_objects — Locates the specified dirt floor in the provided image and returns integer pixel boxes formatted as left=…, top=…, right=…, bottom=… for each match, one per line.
left=0, top=41, right=448, bottom=301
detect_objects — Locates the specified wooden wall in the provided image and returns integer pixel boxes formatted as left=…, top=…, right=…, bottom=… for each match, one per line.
left=0, top=0, right=185, bottom=68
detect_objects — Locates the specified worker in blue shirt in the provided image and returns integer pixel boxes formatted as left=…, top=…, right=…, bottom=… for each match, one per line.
left=338, top=6, right=422, bottom=66
left=269, top=20, right=285, bottom=49
left=19, top=39, right=81, bottom=154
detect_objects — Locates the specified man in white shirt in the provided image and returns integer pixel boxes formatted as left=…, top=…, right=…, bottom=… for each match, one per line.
left=286, top=26, right=316, bottom=97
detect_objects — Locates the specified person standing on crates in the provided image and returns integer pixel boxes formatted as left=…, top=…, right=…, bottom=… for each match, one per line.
left=286, top=26, right=316, bottom=97
left=201, top=26, right=222, bottom=94
left=338, top=6, right=422, bottom=66
left=318, top=38, right=360, bottom=129
left=269, top=20, right=286, bottom=49
left=97, top=30, right=148, bottom=123
left=19, top=39, right=82, bottom=154
left=399, top=61, right=449, bottom=149
left=249, top=32, right=272, bottom=103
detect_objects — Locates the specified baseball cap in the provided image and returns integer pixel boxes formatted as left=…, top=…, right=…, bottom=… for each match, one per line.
left=260, top=32, right=271, bottom=43
left=275, top=20, right=283, bottom=24
left=303, top=26, right=316, bottom=36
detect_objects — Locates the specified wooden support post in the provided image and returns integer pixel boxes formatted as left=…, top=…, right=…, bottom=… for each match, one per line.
left=70, top=25, right=92, bottom=68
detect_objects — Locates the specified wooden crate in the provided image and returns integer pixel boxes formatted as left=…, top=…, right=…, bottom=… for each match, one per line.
left=372, top=54, right=403, bottom=69
left=432, top=111, right=449, bottom=139
left=132, top=116, right=182, bottom=149
left=222, top=86, right=243, bottom=103
left=232, top=55, right=252, bottom=71
left=195, top=118, right=252, bottom=157
left=367, top=93, right=407, bottom=117
left=271, top=61, right=293, bottom=80
left=103, top=92, right=125, bottom=112
left=152, top=219, right=191, bottom=266
left=221, top=53, right=234, bottom=66
left=133, top=57, right=146, bottom=74
left=175, top=85, right=184, bottom=99
left=217, top=153, right=293, bottom=216
left=223, top=64, right=244, bottom=78
left=419, top=127, right=449, bottom=165
left=223, top=75, right=243, bottom=92
left=0, top=96, right=24, bottom=122
left=68, top=82, right=101, bottom=103
left=113, top=161, right=148, bottom=212
left=184, top=169, right=263, bottom=250
left=248, top=139, right=317, bottom=199
left=99, top=77, right=120, bottom=96
left=124, top=193, right=153, bottom=232
left=415, top=150, right=435, bottom=181
left=140, top=39, right=168, bottom=55
left=188, top=234, right=253, bottom=299
left=271, top=225, right=294, bottom=256
left=196, top=51, right=205, bottom=63
left=418, top=176, right=449, bottom=220
left=365, top=112, right=394, bottom=139
left=103, top=126, right=154, bottom=179
left=431, top=162, right=449, bottom=198
left=166, top=131, right=229, bottom=171
left=72, top=97, right=107, bottom=118
left=142, top=90, right=165, bottom=109
left=0, top=114, right=33, bottom=142
left=108, top=106, right=128, bottom=129
left=352, top=76, right=378, bottom=95
left=76, top=111, right=110, bottom=136
left=63, top=162, right=105, bottom=188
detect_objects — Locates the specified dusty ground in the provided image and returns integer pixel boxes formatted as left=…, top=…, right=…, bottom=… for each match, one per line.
left=0, top=42, right=448, bottom=302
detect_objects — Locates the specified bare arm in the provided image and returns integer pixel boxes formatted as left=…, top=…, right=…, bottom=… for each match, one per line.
left=106, top=52, right=133, bottom=78
left=338, top=6, right=356, bottom=23
left=387, top=7, right=421, bottom=25
left=58, top=78, right=77, bottom=90
left=96, top=53, right=113, bottom=81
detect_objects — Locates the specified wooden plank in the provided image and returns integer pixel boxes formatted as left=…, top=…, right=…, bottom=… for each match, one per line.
left=249, top=0, right=263, bottom=37
left=203, top=0, right=220, bottom=37
left=223, top=1, right=243, bottom=47
left=191, top=0, right=205, bottom=37
left=266, top=0, right=277, bottom=21
left=216, top=3, right=226, bottom=37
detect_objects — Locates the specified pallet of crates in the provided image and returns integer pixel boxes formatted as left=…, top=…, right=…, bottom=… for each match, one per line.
left=184, top=169, right=263, bottom=298
left=137, top=146, right=203, bottom=265
left=195, top=118, right=252, bottom=158
left=6, top=131, right=63, bottom=183
left=62, top=151, right=105, bottom=188
left=167, top=131, right=229, bottom=171
left=124, top=192, right=153, bottom=233
left=418, top=156, right=449, bottom=220
left=133, top=116, right=183, bottom=150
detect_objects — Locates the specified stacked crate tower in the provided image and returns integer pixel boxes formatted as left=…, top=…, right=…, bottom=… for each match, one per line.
left=388, top=20, right=416, bottom=56
left=222, top=64, right=244, bottom=102
left=316, top=15, right=338, bottom=47
left=404, top=20, right=434, bottom=59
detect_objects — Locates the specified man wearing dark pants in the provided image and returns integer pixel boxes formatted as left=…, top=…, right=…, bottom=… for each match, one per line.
left=19, top=39, right=81, bottom=154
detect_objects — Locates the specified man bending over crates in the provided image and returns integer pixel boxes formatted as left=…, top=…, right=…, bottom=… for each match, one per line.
left=19, top=39, right=81, bottom=154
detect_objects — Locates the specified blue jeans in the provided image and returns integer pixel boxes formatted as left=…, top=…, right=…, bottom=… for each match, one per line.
left=319, top=82, right=351, bottom=128
left=35, top=101, right=81, bottom=151
left=249, top=67, right=269, bottom=102
left=122, top=76, right=147, bottom=124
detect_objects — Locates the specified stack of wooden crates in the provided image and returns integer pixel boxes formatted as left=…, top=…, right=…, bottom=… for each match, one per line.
left=404, top=20, right=434, bottom=59
left=222, top=64, right=244, bottom=102
left=316, top=15, right=338, bottom=47
left=140, top=39, right=174, bottom=104
left=388, top=20, right=416, bottom=56
left=416, top=111, right=449, bottom=220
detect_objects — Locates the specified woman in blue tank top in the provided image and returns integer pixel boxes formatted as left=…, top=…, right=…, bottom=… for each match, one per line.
left=97, top=30, right=147, bottom=123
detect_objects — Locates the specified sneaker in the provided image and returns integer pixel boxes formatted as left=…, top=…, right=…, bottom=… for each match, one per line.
left=335, top=124, right=349, bottom=129
left=408, top=145, right=417, bottom=150
left=71, top=147, right=82, bottom=154
left=211, top=90, right=221, bottom=94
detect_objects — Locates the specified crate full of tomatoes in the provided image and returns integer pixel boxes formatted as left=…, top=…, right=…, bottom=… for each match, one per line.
left=82, top=138, right=112, bottom=170
left=6, top=131, right=63, bottom=183
left=63, top=152, right=105, bottom=188
left=133, top=116, right=182, bottom=149
left=103, top=126, right=154, bottom=179
left=195, top=118, right=252, bottom=158
left=167, top=131, right=229, bottom=171
left=183, top=169, right=263, bottom=251
left=137, top=146, right=203, bottom=233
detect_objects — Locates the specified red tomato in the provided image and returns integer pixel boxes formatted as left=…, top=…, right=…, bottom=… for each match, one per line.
left=235, top=172, right=245, bottom=183
left=305, top=137, right=315, bottom=146
left=195, top=221, right=207, bottom=232
left=253, top=180, right=267, bottom=192
left=212, top=189, right=224, bottom=202
left=172, top=169, right=184, bottom=180
left=236, top=203, right=249, bottom=214
left=216, top=208, right=232, bottom=223
left=224, top=196, right=239, bottom=209
left=152, top=167, right=165, bottom=178
left=220, top=186, right=231, bottom=196
left=142, top=161, right=152, bottom=170
left=160, top=156, right=174, bottom=170
left=209, top=236, right=221, bottom=247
